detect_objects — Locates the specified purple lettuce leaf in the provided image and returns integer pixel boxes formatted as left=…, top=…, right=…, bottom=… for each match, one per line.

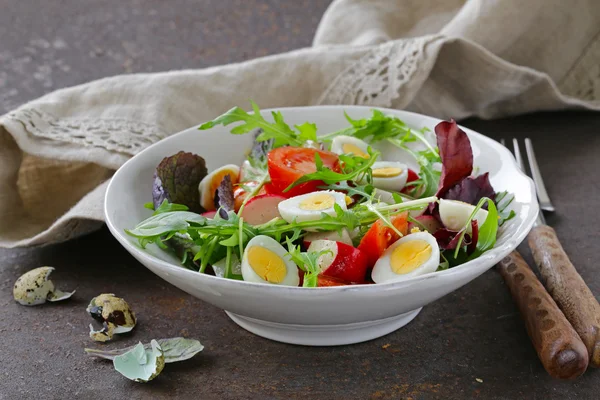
left=214, top=175, right=235, bottom=213
left=444, top=173, right=496, bottom=208
left=435, top=120, right=473, bottom=197
left=153, top=151, right=208, bottom=213
left=433, top=220, right=479, bottom=255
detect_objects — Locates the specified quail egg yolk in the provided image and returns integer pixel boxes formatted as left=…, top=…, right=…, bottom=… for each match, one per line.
left=247, top=246, right=287, bottom=283
left=299, top=193, right=335, bottom=211
left=390, top=240, right=432, bottom=274
left=373, top=167, right=403, bottom=178
left=208, top=169, right=237, bottom=196
left=342, top=143, right=370, bottom=158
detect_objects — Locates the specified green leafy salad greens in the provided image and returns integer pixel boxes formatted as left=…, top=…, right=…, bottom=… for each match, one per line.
left=127, top=101, right=515, bottom=287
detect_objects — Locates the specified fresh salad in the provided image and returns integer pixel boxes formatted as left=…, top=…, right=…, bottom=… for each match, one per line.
left=126, top=103, right=515, bottom=287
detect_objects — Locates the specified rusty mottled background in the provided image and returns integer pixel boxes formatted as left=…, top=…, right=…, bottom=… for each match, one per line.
left=1, top=1, right=599, bottom=399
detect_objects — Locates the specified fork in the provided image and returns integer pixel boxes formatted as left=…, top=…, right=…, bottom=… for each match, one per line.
left=503, top=137, right=600, bottom=369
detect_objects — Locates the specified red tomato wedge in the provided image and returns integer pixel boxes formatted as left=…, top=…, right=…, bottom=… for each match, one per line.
left=358, top=212, right=409, bottom=267
left=308, top=240, right=369, bottom=283
left=407, top=168, right=419, bottom=183
left=263, top=182, right=281, bottom=195
left=401, top=168, right=420, bottom=195
left=317, top=275, right=349, bottom=287
left=267, top=147, right=341, bottom=197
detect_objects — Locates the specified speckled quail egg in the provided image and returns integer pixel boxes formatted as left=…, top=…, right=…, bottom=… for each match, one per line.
left=87, top=293, right=136, bottom=342
left=13, top=267, right=75, bottom=306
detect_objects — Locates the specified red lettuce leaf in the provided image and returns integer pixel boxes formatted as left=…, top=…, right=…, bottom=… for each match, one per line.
left=433, top=220, right=478, bottom=255
left=467, top=220, right=479, bottom=255
left=444, top=173, right=496, bottom=208
left=435, top=119, right=473, bottom=197
left=153, top=151, right=208, bottom=213
left=214, top=174, right=235, bottom=213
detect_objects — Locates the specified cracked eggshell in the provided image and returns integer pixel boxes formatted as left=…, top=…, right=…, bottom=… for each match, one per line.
left=87, top=293, right=136, bottom=342
left=113, top=340, right=165, bottom=383
left=13, top=267, right=75, bottom=306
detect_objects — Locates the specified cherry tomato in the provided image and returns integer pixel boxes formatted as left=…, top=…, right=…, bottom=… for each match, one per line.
left=267, top=147, right=341, bottom=197
left=357, top=212, right=409, bottom=267
left=263, top=182, right=282, bottom=195
left=401, top=169, right=420, bottom=195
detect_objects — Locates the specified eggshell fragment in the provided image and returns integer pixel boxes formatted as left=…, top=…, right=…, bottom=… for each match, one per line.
left=13, top=267, right=75, bottom=306
left=113, top=340, right=165, bottom=383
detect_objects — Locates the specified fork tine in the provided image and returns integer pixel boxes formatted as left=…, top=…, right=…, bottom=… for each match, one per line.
left=525, top=138, right=555, bottom=212
left=512, top=138, right=525, bottom=171
left=500, top=138, right=506, bottom=147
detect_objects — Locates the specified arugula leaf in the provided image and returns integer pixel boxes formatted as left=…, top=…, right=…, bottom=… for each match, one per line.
left=284, top=149, right=379, bottom=192
left=320, top=110, right=418, bottom=144
left=495, top=190, right=517, bottom=226
left=295, top=122, right=318, bottom=143
left=321, top=181, right=375, bottom=201
left=285, top=238, right=331, bottom=288
left=198, top=101, right=303, bottom=148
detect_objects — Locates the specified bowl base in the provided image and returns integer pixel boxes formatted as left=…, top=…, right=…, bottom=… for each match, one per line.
left=225, top=308, right=422, bottom=346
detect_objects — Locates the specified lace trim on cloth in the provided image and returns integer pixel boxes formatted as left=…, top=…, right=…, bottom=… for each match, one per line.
left=5, top=108, right=167, bottom=156
left=318, top=36, right=433, bottom=107
left=559, top=33, right=600, bottom=103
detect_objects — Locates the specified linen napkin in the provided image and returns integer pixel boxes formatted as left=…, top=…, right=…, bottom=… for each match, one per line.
left=1, top=0, right=599, bottom=248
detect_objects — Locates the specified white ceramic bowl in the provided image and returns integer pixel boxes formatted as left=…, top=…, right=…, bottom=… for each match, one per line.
left=105, top=106, right=538, bottom=346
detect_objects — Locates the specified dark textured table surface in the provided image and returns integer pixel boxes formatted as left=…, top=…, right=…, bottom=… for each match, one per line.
left=1, top=1, right=599, bottom=399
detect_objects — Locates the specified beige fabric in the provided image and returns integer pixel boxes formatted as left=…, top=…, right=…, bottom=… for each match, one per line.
left=1, top=0, right=599, bottom=248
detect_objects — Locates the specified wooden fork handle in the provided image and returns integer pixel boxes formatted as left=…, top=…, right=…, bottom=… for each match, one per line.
left=498, top=251, right=588, bottom=379
left=528, top=225, right=600, bottom=368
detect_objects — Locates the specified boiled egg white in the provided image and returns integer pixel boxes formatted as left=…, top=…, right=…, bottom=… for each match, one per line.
left=368, top=161, right=408, bottom=191
left=372, top=231, right=440, bottom=284
left=438, top=199, right=488, bottom=232
left=241, top=235, right=299, bottom=286
left=277, top=190, right=347, bottom=228
left=330, top=135, right=370, bottom=158
left=303, top=229, right=353, bottom=246
left=198, top=164, right=240, bottom=211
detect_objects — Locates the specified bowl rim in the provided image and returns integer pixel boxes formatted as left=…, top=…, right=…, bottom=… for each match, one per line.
left=105, top=105, right=538, bottom=293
